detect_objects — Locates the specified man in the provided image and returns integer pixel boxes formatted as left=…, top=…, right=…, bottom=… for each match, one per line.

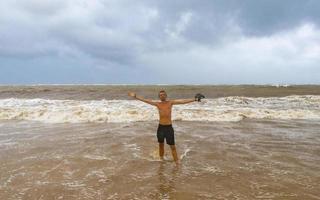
left=128, top=90, right=204, bottom=166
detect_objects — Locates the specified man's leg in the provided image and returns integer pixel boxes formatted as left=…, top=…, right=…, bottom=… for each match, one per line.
left=159, top=143, right=164, bottom=160
left=170, top=145, right=179, bottom=165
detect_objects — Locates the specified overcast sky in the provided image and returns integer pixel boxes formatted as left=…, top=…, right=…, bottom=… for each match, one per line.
left=1, top=0, right=320, bottom=84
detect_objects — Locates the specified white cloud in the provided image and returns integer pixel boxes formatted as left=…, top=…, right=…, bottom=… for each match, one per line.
left=140, top=23, right=320, bottom=84
left=165, top=11, right=193, bottom=39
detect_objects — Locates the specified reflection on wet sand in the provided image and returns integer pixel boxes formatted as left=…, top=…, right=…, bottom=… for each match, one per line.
left=157, top=163, right=179, bottom=199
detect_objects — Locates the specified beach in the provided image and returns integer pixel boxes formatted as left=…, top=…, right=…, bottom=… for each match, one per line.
left=0, top=85, right=320, bottom=199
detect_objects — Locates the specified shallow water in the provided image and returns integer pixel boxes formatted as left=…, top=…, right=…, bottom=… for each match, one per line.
left=1, top=85, right=319, bottom=199
left=1, top=120, right=319, bottom=200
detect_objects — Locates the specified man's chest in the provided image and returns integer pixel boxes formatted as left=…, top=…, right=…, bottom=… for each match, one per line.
left=157, top=103, right=172, bottom=114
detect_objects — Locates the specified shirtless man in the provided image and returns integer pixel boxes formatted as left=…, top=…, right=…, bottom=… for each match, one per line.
left=128, top=90, right=204, bottom=165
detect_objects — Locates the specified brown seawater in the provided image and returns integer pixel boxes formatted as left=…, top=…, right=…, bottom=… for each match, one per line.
left=0, top=85, right=319, bottom=199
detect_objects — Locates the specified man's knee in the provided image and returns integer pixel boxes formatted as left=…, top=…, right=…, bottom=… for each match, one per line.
left=159, top=143, right=164, bottom=148
left=170, top=145, right=176, bottom=150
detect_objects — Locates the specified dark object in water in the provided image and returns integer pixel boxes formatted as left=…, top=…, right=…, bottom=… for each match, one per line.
left=195, top=93, right=205, bottom=102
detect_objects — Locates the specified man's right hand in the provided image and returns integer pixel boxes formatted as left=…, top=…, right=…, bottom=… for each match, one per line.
left=128, top=92, right=136, bottom=98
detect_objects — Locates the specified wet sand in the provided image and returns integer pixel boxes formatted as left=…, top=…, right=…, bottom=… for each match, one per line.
left=1, top=120, right=319, bottom=199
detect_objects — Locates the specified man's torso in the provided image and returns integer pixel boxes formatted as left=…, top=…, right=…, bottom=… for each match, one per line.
left=156, top=101, right=172, bottom=125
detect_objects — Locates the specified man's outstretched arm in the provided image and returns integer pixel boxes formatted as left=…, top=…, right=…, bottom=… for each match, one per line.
left=171, top=99, right=196, bottom=105
left=128, top=92, right=157, bottom=106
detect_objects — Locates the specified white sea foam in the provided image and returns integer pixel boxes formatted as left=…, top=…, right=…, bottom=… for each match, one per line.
left=0, top=95, right=319, bottom=123
left=270, top=84, right=291, bottom=88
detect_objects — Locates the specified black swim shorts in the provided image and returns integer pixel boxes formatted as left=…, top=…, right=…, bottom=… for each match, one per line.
left=157, top=124, right=175, bottom=145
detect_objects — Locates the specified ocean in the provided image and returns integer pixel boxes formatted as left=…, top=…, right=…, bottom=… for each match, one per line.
left=0, top=85, right=319, bottom=199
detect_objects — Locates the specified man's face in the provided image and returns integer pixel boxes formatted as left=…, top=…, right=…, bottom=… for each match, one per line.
left=159, top=92, right=167, bottom=101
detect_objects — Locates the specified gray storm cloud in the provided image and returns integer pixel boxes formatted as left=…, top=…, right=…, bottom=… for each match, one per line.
left=0, top=0, right=319, bottom=84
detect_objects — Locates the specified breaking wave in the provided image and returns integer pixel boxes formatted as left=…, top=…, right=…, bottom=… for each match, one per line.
left=0, top=95, right=319, bottom=123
